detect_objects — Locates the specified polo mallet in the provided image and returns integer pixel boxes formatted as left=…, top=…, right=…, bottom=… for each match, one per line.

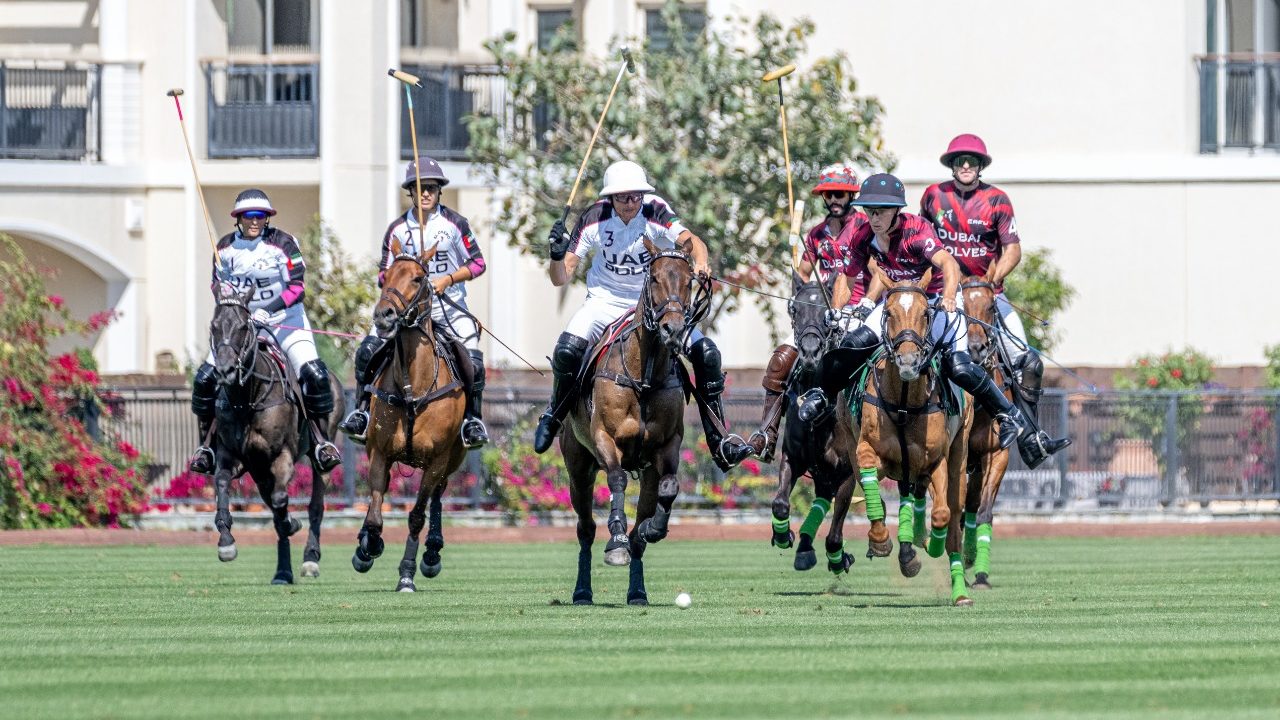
left=560, top=46, right=636, bottom=226
left=762, top=64, right=801, bottom=268
left=166, top=88, right=224, bottom=272
left=388, top=69, right=428, bottom=247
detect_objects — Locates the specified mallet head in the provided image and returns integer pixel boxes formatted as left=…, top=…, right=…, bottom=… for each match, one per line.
left=621, top=46, right=635, bottom=74
left=762, top=64, right=796, bottom=83
left=387, top=68, right=422, bottom=87
left=166, top=88, right=184, bottom=97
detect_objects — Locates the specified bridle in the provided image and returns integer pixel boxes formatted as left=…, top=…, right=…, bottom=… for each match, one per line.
left=211, top=297, right=260, bottom=388
left=881, top=285, right=940, bottom=378
left=960, top=278, right=999, bottom=366
left=640, top=249, right=710, bottom=344
left=790, top=285, right=840, bottom=365
left=378, top=253, right=435, bottom=331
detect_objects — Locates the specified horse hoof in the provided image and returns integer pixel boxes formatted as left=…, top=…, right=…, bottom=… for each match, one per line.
left=271, top=572, right=293, bottom=585
left=572, top=591, right=593, bottom=606
left=867, top=538, right=893, bottom=558
left=793, top=550, right=817, bottom=571
left=300, top=561, right=320, bottom=578
left=397, top=578, right=416, bottom=593
left=420, top=560, right=442, bottom=579
left=973, top=573, right=992, bottom=590
left=217, top=544, right=237, bottom=562
left=351, top=552, right=374, bottom=574
left=603, top=547, right=631, bottom=567
left=288, top=518, right=303, bottom=536
left=828, top=553, right=854, bottom=575
left=954, top=596, right=974, bottom=607
left=899, top=549, right=921, bottom=578
left=771, top=530, right=794, bottom=549
left=628, top=595, right=648, bottom=606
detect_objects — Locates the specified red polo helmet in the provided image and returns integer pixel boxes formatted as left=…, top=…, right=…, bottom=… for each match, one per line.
left=939, top=134, right=992, bottom=169
left=811, top=163, right=861, bottom=195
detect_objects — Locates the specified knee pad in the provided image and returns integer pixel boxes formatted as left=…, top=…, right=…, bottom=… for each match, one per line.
left=299, top=359, right=335, bottom=415
left=353, top=335, right=384, bottom=383
left=841, top=325, right=879, bottom=352
left=469, top=349, right=486, bottom=392
left=687, top=337, right=725, bottom=394
left=944, top=351, right=984, bottom=388
left=551, top=332, right=590, bottom=376
left=191, top=362, right=218, bottom=416
left=1018, top=350, right=1044, bottom=384
left=763, top=344, right=798, bottom=393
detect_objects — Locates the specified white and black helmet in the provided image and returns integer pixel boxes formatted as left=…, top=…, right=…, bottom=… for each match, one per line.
left=230, top=188, right=276, bottom=217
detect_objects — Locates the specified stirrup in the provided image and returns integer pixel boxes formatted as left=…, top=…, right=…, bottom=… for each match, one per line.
left=189, top=446, right=214, bottom=475
left=313, top=441, right=341, bottom=472
left=747, top=430, right=776, bottom=463
left=797, top=388, right=831, bottom=424
left=338, top=410, right=369, bottom=444
left=460, top=418, right=489, bottom=449
left=718, top=434, right=753, bottom=469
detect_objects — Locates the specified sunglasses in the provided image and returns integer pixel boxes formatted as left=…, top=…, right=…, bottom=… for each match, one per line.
left=821, top=190, right=852, bottom=201
left=414, top=184, right=442, bottom=194
left=951, top=154, right=983, bottom=169
left=612, top=192, right=644, bottom=204
left=240, top=211, right=267, bottom=220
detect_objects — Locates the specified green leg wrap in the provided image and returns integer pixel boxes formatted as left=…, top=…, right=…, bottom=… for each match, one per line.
left=826, top=543, right=846, bottom=566
left=949, top=552, right=969, bottom=604
left=859, top=468, right=884, bottom=522
left=799, top=497, right=831, bottom=538
left=897, top=498, right=914, bottom=543
left=912, top=495, right=928, bottom=548
left=974, top=522, right=993, bottom=575
left=772, top=514, right=791, bottom=535
left=926, top=525, right=947, bottom=558
left=963, top=511, right=978, bottom=565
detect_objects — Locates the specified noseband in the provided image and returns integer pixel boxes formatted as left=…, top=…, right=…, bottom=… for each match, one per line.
left=882, top=285, right=937, bottom=376
left=641, top=250, right=709, bottom=341
left=790, top=290, right=839, bottom=360
left=960, top=278, right=998, bottom=365
left=379, top=253, right=434, bottom=330
left=212, top=298, right=259, bottom=387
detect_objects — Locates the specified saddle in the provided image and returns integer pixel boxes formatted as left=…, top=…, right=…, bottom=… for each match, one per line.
left=217, top=336, right=304, bottom=415
left=847, top=350, right=964, bottom=428
left=369, top=323, right=469, bottom=415
left=577, top=309, right=683, bottom=409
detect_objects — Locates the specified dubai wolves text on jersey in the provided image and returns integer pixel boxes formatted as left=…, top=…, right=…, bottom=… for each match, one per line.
left=803, top=214, right=868, bottom=303
left=842, top=211, right=946, bottom=294
left=920, top=180, right=1019, bottom=290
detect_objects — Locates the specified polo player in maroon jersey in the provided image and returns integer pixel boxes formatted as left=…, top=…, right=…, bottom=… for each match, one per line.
left=921, top=134, right=1071, bottom=467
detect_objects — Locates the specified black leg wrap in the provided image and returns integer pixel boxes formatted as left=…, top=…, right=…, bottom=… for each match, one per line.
left=627, top=558, right=648, bottom=605
left=399, top=538, right=419, bottom=578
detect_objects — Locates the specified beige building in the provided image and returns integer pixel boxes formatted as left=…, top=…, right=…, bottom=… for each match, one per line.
left=0, top=0, right=1275, bottom=376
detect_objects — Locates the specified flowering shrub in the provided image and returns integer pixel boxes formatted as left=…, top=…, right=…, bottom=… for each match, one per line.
left=1112, top=348, right=1215, bottom=474
left=0, top=235, right=149, bottom=528
left=1115, top=349, right=1214, bottom=392
left=1264, top=344, right=1280, bottom=390
left=1231, top=407, right=1276, bottom=495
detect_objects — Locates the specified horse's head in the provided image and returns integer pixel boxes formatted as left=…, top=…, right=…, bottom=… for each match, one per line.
left=961, top=278, right=998, bottom=366
left=640, top=236, right=699, bottom=352
left=789, top=277, right=834, bottom=376
left=374, top=237, right=437, bottom=338
left=879, top=266, right=934, bottom=382
left=210, top=284, right=257, bottom=387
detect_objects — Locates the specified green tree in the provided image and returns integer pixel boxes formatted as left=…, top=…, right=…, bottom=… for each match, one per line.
left=297, top=217, right=379, bottom=383
left=1263, top=344, right=1280, bottom=389
left=467, top=3, right=893, bottom=331
left=1002, top=248, right=1075, bottom=354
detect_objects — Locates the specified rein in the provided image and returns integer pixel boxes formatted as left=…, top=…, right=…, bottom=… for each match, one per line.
left=211, top=298, right=288, bottom=412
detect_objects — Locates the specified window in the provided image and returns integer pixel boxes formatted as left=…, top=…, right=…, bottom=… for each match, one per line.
left=401, top=0, right=458, bottom=51
left=645, top=5, right=706, bottom=51
left=1200, top=0, right=1280, bottom=152
left=537, top=9, right=575, bottom=52
left=221, top=0, right=317, bottom=55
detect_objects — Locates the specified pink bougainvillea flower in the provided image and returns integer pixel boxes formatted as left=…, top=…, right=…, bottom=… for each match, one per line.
left=46, top=294, right=64, bottom=309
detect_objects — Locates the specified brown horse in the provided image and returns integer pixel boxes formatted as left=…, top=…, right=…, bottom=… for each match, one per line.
left=350, top=238, right=470, bottom=592
left=852, top=273, right=974, bottom=606
left=959, top=277, right=1012, bottom=589
left=562, top=238, right=706, bottom=606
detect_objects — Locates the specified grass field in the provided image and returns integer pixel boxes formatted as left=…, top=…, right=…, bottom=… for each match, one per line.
left=2, top=535, right=1279, bottom=719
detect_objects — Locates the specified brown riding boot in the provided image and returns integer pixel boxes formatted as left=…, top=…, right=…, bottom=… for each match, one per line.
left=745, top=345, right=797, bottom=463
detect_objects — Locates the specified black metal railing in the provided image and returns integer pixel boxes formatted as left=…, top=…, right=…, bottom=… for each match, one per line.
left=1197, top=55, right=1280, bottom=153
left=105, top=387, right=1280, bottom=514
left=398, top=64, right=506, bottom=161
left=203, top=61, right=319, bottom=158
left=0, top=61, right=100, bottom=160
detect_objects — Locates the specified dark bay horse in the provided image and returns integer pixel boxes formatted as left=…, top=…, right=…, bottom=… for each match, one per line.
left=208, top=286, right=343, bottom=584
left=851, top=274, right=974, bottom=605
left=350, top=238, right=470, bottom=592
left=768, top=279, right=866, bottom=574
left=959, top=278, right=1012, bottom=589
left=561, top=238, right=706, bottom=606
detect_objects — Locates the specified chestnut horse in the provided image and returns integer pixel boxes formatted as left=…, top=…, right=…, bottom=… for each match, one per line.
left=852, top=274, right=974, bottom=606
left=350, top=238, right=470, bottom=592
left=959, top=277, right=1013, bottom=589
left=207, top=286, right=343, bottom=584
left=561, top=238, right=707, bottom=606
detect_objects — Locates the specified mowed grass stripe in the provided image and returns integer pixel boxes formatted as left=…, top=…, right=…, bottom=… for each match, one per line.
left=0, top=537, right=1278, bottom=719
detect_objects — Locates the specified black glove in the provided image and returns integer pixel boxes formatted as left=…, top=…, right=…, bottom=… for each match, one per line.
left=548, top=219, right=571, bottom=261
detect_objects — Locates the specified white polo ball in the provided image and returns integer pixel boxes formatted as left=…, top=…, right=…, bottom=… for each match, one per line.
left=675, top=592, right=692, bottom=609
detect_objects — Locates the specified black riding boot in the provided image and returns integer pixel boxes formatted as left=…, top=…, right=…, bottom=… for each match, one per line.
left=534, top=333, right=590, bottom=454
left=797, top=325, right=879, bottom=424
left=188, top=362, right=218, bottom=474
left=460, top=350, right=489, bottom=449
left=688, top=337, right=747, bottom=472
left=338, top=335, right=384, bottom=443
left=299, top=359, right=342, bottom=472
left=1012, top=351, right=1072, bottom=466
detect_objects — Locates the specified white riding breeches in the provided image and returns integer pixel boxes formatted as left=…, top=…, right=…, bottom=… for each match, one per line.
left=565, top=294, right=704, bottom=346
left=206, top=305, right=318, bottom=377
left=863, top=297, right=967, bottom=354
left=956, top=291, right=1029, bottom=364
left=362, top=296, right=480, bottom=352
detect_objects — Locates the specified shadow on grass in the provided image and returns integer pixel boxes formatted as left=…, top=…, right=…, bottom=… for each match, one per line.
left=774, top=591, right=904, bottom=597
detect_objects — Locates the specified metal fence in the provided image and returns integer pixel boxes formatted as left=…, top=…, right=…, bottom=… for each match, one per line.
left=398, top=64, right=507, bottom=161
left=1197, top=56, right=1280, bottom=153
left=203, top=61, right=319, bottom=158
left=104, top=386, right=1280, bottom=513
left=0, top=61, right=100, bottom=161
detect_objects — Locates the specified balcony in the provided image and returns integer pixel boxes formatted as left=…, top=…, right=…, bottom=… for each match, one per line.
left=398, top=64, right=507, bottom=161
left=0, top=61, right=101, bottom=161
left=203, top=60, right=318, bottom=158
left=1197, top=54, right=1280, bottom=153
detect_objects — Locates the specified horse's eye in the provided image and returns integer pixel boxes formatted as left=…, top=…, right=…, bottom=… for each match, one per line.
left=412, top=276, right=424, bottom=284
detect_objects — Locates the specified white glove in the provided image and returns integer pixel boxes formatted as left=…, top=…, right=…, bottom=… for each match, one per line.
left=251, top=308, right=277, bottom=326
left=852, top=297, right=875, bottom=321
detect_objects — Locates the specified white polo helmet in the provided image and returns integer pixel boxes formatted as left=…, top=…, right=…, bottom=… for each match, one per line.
left=230, top=188, right=276, bottom=217
left=599, top=160, right=655, bottom=197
